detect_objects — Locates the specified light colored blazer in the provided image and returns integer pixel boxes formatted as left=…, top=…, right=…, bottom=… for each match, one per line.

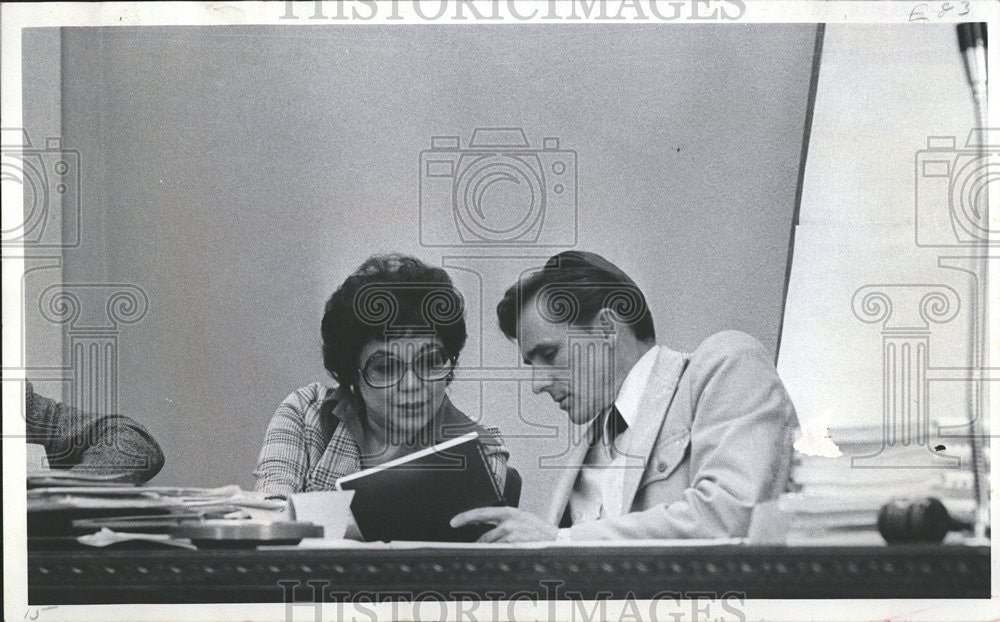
left=546, top=331, right=798, bottom=540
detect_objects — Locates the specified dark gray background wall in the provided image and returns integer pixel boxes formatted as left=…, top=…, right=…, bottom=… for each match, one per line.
left=24, top=24, right=817, bottom=513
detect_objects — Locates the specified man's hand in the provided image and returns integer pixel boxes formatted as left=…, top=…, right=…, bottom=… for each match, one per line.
left=450, top=507, right=559, bottom=543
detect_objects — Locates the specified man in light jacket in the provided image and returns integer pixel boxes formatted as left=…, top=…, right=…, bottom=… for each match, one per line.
left=452, top=251, right=798, bottom=541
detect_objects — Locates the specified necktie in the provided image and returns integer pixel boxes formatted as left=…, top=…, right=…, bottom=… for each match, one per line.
left=604, top=405, right=629, bottom=459
left=607, top=405, right=628, bottom=442
left=588, top=406, right=627, bottom=449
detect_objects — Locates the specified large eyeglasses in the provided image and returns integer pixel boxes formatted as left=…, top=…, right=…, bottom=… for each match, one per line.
left=359, top=346, right=455, bottom=388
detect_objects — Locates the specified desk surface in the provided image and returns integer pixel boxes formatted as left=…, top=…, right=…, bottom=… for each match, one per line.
left=29, top=543, right=989, bottom=603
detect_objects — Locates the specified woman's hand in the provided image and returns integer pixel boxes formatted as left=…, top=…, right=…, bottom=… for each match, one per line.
left=450, top=507, right=559, bottom=543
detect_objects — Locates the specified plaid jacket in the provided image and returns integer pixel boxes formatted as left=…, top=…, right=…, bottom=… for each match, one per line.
left=253, top=383, right=508, bottom=500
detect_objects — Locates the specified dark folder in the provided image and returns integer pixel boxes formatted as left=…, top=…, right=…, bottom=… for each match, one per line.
left=336, top=431, right=505, bottom=542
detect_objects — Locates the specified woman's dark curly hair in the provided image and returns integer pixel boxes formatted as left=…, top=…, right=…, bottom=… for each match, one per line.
left=322, top=254, right=467, bottom=392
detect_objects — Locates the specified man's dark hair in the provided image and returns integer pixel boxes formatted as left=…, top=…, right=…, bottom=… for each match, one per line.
left=496, top=251, right=655, bottom=342
left=322, top=254, right=467, bottom=391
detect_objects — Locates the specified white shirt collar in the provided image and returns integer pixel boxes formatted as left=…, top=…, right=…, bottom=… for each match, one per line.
left=613, top=345, right=659, bottom=428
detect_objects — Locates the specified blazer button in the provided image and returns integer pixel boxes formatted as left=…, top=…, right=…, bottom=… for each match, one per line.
left=657, top=461, right=667, bottom=472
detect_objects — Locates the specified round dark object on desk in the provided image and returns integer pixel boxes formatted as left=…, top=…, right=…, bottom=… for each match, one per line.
left=877, top=498, right=952, bottom=544
left=170, top=521, right=323, bottom=548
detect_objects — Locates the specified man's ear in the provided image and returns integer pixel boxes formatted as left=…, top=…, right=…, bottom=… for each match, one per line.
left=594, top=307, right=618, bottom=337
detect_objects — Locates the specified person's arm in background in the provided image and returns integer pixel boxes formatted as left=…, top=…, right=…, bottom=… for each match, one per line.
left=25, top=382, right=166, bottom=484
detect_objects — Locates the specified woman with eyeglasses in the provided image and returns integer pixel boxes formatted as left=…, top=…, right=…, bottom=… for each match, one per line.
left=253, top=254, right=508, bottom=503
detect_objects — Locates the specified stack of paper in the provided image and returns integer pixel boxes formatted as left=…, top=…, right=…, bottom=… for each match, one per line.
left=776, top=423, right=985, bottom=544
left=27, top=469, right=137, bottom=488
left=27, top=484, right=287, bottom=543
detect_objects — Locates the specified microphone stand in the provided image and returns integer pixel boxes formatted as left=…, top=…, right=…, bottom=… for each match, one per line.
left=956, top=21, right=990, bottom=542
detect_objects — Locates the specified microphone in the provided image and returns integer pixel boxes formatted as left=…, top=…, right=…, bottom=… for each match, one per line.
left=957, top=22, right=988, bottom=127
left=877, top=498, right=973, bottom=544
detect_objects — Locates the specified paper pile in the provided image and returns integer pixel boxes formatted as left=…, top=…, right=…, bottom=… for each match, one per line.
left=776, top=423, right=984, bottom=545
left=27, top=482, right=287, bottom=546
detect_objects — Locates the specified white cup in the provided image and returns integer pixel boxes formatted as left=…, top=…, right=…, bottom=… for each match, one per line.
left=26, top=443, right=50, bottom=471
left=288, top=490, right=355, bottom=540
